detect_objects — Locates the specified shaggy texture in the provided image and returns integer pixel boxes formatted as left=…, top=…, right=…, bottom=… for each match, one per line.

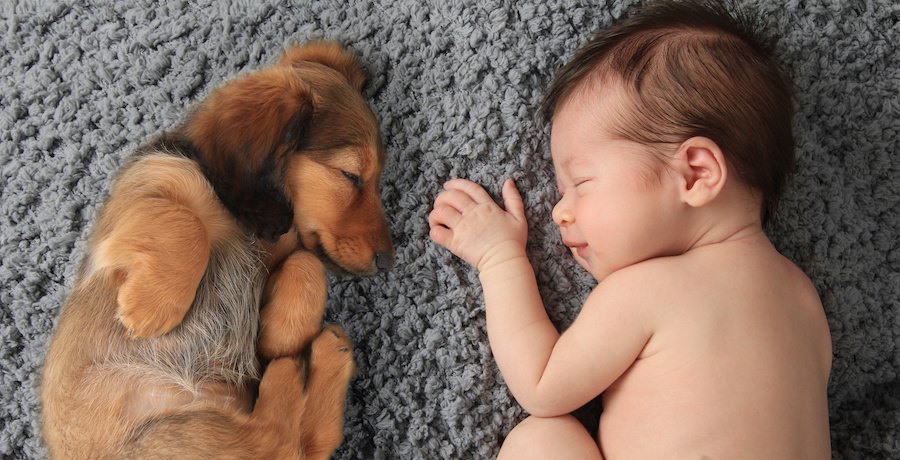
left=1, top=0, right=897, bottom=458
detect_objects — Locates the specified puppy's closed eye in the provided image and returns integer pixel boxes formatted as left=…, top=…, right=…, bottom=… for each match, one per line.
left=341, top=170, right=362, bottom=188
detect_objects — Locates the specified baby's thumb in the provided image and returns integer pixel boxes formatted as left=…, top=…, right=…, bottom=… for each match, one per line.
left=502, top=178, right=525, bottom=220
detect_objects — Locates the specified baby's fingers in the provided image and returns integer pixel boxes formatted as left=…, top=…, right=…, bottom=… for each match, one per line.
left=434, top=188, right=479, bottom=213
left=428, top=204, right=462, bottom=230
left=429, top=224, right=453, bottom=249
left=443, top=179, right=493, bottom=204
left=501, top=179, right=525, bottom=221
left=427, top=204, right=453, bottom=249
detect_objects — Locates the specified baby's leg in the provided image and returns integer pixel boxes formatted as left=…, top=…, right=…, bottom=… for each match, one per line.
left=498, top=415, right=603, bottom=460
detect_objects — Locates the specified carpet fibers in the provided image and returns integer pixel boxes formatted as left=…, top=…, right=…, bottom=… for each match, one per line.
left=1, top=1, right=898, bottom=458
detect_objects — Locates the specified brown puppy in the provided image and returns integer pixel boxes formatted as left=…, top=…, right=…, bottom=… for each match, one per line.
left=41, top=42, right=393, bottom=459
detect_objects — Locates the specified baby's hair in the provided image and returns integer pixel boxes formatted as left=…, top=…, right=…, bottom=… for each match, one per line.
left=540, top=0, right=794, bottom=223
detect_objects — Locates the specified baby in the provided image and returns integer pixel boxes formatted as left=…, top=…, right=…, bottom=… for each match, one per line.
left=428, top=0, right=832, bottom=458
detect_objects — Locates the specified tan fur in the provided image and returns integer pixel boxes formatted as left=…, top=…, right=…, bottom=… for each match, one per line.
left=41, top=42, right=392, bottom=459
left=258, top=252, right=328, bottom=359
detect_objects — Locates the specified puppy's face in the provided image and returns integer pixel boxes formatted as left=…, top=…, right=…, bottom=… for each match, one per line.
left=187, top=42, right=394, bottom=275
left=284, top=67, right=393, bottom=275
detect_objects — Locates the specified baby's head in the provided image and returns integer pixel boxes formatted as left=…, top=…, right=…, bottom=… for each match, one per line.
left=541, top=0, right=794, bottom=223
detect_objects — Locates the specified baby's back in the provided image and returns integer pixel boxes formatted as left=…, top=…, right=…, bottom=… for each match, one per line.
left=599, top=236, right=832, bottom=459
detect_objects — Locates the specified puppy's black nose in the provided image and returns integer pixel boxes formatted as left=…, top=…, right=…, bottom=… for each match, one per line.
left=375, top=251, right=394, bottom=271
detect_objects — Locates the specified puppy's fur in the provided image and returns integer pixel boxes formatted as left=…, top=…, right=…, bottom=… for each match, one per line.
left=41, top=42, right=393, bottom=459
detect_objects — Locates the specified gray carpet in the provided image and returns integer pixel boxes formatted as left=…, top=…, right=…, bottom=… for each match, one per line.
left=1, top=0, right=897, bottom=458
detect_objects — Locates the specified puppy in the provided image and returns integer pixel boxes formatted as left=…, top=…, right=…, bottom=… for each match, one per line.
left=40, top=42, right=394, bottom=459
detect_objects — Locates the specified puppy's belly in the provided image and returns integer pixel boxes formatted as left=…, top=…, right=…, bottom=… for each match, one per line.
left=124, top=381, right=253, bottom=420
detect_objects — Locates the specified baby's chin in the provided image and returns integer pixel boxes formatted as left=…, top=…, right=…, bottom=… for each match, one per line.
left=572, top=254, right=599, bottom=279
left=573, top=253, right=616, bottom=282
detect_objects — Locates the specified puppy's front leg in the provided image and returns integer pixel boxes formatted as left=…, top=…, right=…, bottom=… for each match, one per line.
left=258, top=251, right=327, bottom=360
left=97, top=197, right=210, bottom=338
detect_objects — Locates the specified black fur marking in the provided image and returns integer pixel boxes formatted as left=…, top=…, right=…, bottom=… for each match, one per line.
left=144, top=132, right=294, bottom=242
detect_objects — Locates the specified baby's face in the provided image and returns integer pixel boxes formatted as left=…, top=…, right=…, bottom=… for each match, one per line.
left=549, top=96, right=688, bottom=280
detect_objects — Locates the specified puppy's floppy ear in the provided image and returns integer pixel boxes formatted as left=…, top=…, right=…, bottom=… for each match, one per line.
left=185, top=68, right=313, bottom=241
left=278, top=41, right=367, bottom=91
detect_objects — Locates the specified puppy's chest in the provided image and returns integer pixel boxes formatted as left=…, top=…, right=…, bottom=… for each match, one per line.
left=110, top=236, right=268, bottom=387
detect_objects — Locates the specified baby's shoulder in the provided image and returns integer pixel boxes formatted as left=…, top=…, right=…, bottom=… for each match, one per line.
left=689, top=237, right=819, bottom=294
left=587, top=257, right=689, bottom=308
left=593, top=240, right=819, bottom=313
left=599, top=253, right=697, bottom=292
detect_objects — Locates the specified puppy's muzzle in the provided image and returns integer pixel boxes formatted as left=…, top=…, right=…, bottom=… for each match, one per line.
left=375, top=250, right=394, bottom=272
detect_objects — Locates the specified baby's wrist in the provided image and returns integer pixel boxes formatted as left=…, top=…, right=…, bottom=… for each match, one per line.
left=476, top=241, right=528, bottom=273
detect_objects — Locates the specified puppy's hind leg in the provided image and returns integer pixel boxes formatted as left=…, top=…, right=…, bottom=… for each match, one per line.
left=125, top=357, right=310, bottom=459
left=258, top=251, right=327, bottom=360
left=298, top=324, right=357, bottom=460
left=97, top=197, right=210, bottom=338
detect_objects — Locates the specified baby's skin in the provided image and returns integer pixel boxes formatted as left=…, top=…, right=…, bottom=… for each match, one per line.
left=428, top=95, right=832, bottom=459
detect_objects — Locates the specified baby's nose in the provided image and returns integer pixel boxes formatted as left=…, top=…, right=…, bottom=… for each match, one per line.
left=552, top=197, right=573, bottom=226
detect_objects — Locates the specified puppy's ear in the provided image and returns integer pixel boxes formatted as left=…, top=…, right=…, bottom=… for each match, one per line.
left=278, top=41, right=367, bottom=91
left=186, top=68, right=313, bottom=241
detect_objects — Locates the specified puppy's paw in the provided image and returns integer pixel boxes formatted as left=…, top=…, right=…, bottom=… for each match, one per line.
left=258, top=251, right=327, bottom=359
left=116, top=268, right=197, bottom=338
left=308, top=324, right=357, bottom=380
left=292, top=324, right=356, bottom=457
left=255, top=357, right=310, bottom=419
left=258, top=295, right=324, bottom=359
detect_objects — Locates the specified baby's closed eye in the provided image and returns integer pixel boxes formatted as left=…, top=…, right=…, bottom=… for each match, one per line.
left=573, top=178, right=592, bottom=187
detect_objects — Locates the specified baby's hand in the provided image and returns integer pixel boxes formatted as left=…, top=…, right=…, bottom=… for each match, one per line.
left=429, top=178, right=527, bottom=271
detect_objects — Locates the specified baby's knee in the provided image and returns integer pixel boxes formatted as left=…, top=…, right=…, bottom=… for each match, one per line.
left=498, top=416, right=542, bottom=456
left=498, top=415, right=602, bottom=460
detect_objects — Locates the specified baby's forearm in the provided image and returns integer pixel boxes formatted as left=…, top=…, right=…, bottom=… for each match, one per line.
left=480, top=254, right=559, bottom=413
left=429, top=177, right=554, bottom=408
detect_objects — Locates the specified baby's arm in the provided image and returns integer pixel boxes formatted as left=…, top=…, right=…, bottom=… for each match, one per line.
left=429, top=179, right=650, bottom=415
left=429, top=179, right=561, bottom=407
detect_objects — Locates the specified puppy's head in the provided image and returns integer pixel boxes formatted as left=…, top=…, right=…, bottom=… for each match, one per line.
left=186, top=42, right=393, bottom=275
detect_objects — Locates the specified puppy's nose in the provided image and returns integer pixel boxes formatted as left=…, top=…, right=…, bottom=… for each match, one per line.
left=375, top=251, right=394, bottom=272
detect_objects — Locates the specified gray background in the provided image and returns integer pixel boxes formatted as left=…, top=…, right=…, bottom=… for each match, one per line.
left=1, top=1, right=897, bottom=458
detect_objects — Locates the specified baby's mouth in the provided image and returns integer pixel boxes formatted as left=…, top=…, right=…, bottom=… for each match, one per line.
left=563, top=240, right=588, bottom=258
left=563, top=239, right=584, bottom=248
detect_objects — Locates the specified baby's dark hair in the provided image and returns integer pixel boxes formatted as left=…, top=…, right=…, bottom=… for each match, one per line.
left=540, top=0, right=794, bottom=224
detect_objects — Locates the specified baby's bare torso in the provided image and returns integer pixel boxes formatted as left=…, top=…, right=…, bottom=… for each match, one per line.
left=598, top=238, right=831, bottom=459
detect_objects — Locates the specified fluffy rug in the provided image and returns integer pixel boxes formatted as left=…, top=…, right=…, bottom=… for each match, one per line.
left=1, top=0, right=897, bottom=458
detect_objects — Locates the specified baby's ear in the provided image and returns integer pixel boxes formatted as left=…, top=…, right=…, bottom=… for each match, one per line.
left=671, top=137, right=727, bottom=208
